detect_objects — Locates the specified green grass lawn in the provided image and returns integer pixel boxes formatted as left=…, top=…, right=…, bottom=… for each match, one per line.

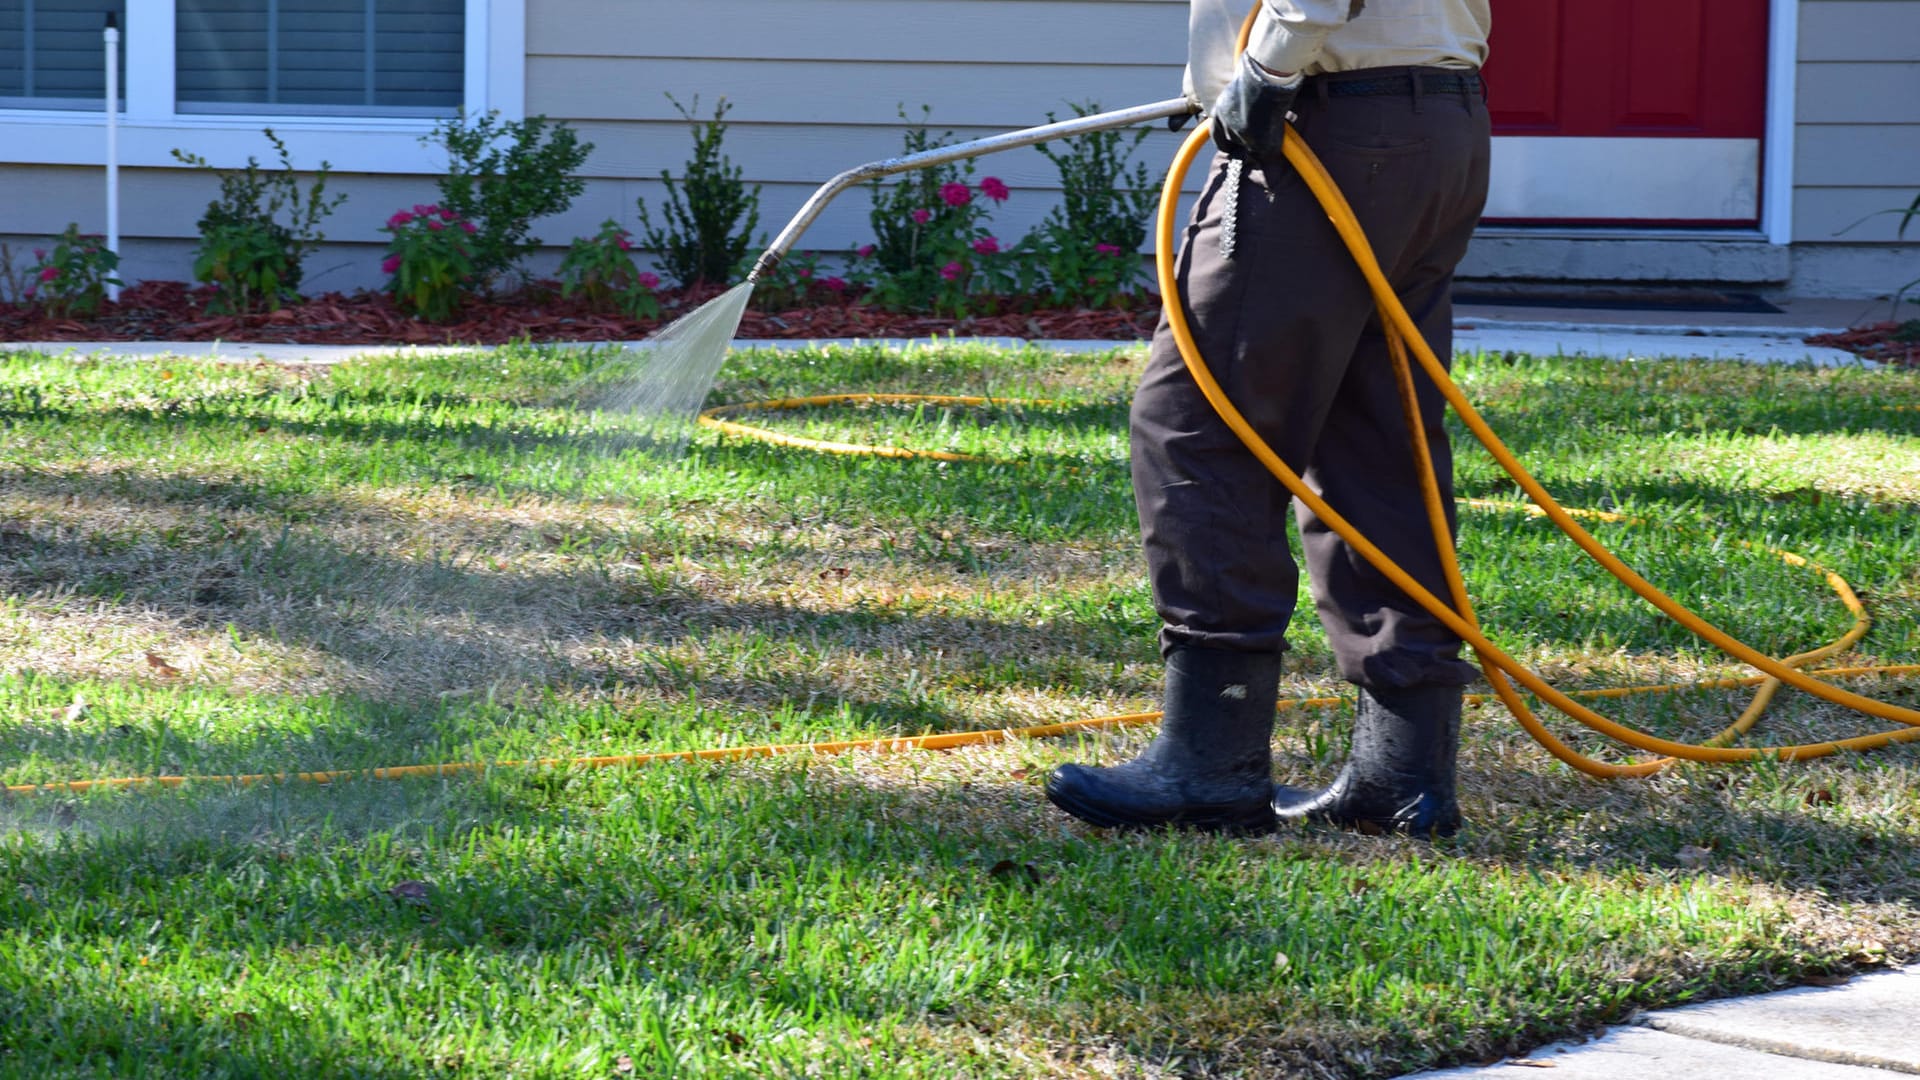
left=2, top=341, right=1918, bottom=1078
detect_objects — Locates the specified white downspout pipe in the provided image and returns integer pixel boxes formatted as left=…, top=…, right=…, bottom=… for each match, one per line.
left=104, top=12, right=121, bottom=301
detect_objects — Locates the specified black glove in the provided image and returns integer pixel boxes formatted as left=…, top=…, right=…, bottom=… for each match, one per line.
left=1209, top=52, right=1300, bottom=161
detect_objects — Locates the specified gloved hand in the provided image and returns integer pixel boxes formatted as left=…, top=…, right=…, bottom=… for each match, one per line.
left=1209, top=52, right=1301, bottom=161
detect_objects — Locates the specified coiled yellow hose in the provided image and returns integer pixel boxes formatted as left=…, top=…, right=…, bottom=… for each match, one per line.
left=1148, top=8, right=1920, bottom=776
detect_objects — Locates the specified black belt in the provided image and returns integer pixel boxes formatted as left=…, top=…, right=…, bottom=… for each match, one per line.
left=1308, top=71, right=1482, bottom=97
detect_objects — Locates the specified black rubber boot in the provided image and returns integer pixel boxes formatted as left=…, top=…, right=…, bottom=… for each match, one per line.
left=1045, top=646, right=1282, bottom=832
left=1272, top=684, right=1463, bottom=838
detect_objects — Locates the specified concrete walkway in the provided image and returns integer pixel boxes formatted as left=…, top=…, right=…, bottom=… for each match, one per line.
left=0, top=295, right=1902, bottom=367
left=1404, top=965, right=1920, bottom=1078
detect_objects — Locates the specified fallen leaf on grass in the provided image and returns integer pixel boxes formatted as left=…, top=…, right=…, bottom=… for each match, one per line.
left=144, top=652, right=182, bottom=678
left=988, top=859, right=1042, bottom=886
left=388, top=880, right=432, bottom=904
left=1503, top=1059, right=1557, bottom=1068
left=614, top=1054, right=635, bottom=1073
left=61, top=696, right=88, bottom=724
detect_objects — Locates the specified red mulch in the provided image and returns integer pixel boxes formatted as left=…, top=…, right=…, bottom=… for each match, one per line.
left=21, top=283, right=1903, bottom=365
left=0, top=281, right=1161, bottom=346
left=1806, top=321, right=1920, bottom=368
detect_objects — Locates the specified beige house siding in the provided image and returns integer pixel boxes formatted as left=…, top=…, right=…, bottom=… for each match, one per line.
left=1794, top=0, right=1920, bottom=244
left=525, top=0, right=1195, bottom=259
left=5, top=0, right=1917, bottom=297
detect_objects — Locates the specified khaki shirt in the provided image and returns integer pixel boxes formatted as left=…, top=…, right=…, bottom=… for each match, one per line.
left=1185, top=0, right=1492, bottom=108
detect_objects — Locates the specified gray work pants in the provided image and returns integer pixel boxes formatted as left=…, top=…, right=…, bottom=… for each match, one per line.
left=1131, top=67, right=1492, bottom=690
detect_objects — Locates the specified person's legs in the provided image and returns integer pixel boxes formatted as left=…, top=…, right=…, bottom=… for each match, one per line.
left=1275, top=75, right=1493, bottom=837
left=1048, top=76, right=1481, bottom=830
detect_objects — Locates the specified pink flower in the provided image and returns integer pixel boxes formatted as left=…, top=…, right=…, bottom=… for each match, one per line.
left=637, top=272, right=661, bottom=290
left=1095, top=243, right=1124, bottom=256
left=386, top=210, right=415, bottom=229
left=822, top=276, right=848, bottom=293
left=413, top=204, right=431, bottom=215
left=38, top=266, right=59, bottom=282
left=615, top=235, right=633, bottom=251
left=910, top=208, right=931, bottom=225
left=32, top=248, right=45, bottom=260
left=460, top=221, right=477, bottom=234
left=797, top=267, right=812, bottom=279
left=940, top=182, right=972, bottom=208
left=427, top=219, right=444, bottom=231
left=381, top=254, right=402, bottom=275
left=857, top=244, right=875, bottom=258
left=438, top=206, right=457, bottom=220
left=980, top=177, right=1010, bottom=202
left=939, top=261, right=963, bottom=281
left=971, top=236, right=1000, bottom=256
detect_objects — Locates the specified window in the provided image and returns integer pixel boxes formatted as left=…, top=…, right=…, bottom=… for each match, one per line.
left=176, top=0, right=464, bottom=117
left=0, top=0, right=128, bottom=110
left=0, top=0, right=521, bottom=175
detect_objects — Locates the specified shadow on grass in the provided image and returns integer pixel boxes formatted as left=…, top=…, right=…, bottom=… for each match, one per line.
left=0, top=979, right=435, bottom=1078
left=2, top=747, right=1916, bottom=1077
left=0, top=462, right=1143, bottom=700
left=0, top=384, right=1136, bottom=507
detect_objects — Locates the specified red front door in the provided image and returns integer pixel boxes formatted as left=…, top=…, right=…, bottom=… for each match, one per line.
left=1480, top=0, right=1771, bottom=225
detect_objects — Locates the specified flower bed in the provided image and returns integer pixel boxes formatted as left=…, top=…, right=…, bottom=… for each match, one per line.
left=1806, top=320, right=1920, bottom=368
left=0, top=279, right=1163, bottom=346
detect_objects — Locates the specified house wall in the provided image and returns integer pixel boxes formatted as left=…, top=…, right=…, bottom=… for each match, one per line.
left=1784, top=0, right=1920, bottom=296
left=521, top=0, right=1199, bottom=263
left=2, top=0, right=1914, bottom=301
left=3, top=0, right=1200, bottom=295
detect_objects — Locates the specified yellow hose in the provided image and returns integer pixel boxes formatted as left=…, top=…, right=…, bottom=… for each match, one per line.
left=1144, top=7, right=1920, bottom=775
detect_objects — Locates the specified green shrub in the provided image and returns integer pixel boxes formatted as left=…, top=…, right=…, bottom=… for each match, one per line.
left=1023, top=101, right=1165, bottom=308
left=172, top=129, right=344, bottom=313
left=557, top=219, right=662, bottom=319
left=861, top=108, right=1012, bottom=315
left=636, top=96, right=762, bottom=289
left=429, top=112, right=593, bottom=288
left=23, top=224, right=121, bottom=318
left=751, top=250, right=851, bottom=312
left=380, top=203, right=478, bottom=322
left=0, top=243, right=29, bottom=305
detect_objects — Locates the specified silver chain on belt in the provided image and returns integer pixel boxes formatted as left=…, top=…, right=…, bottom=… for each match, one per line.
left=1220, top=156, right=1243, bottom=261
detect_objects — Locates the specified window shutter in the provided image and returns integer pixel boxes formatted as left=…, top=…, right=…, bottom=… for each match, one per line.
left=176, top=0, right=462, bottom=115
left=0, top=0, right=128, bottom=109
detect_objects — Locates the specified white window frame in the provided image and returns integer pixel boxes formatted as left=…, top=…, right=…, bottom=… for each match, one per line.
left=0, top=0, right=523, bottom=173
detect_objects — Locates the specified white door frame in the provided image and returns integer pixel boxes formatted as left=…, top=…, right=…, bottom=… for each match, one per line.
left=1762, top=0, right=1798, bottom=245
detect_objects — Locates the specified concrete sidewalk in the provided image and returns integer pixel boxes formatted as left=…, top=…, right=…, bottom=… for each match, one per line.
left=1449, top=294, right=1897, bottom=368
left=0, top=294, right=1903, bottom=367
left=1404, top=965, right=1920, bottom=1079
